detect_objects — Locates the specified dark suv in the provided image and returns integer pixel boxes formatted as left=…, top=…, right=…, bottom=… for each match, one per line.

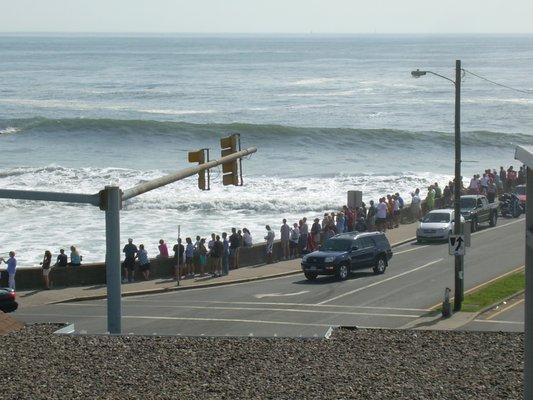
left=301, top=232, right=393, bottom=281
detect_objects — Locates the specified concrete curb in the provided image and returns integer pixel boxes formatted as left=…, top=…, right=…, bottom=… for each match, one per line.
left=49, top=237, right=416, bottom=305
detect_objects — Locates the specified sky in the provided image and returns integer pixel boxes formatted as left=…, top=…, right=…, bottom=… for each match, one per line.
left=0, top=0, right=532, bottom=34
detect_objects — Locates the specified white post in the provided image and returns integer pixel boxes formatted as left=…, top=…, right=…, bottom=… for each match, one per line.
left=104, top=186, right=122, bottom=334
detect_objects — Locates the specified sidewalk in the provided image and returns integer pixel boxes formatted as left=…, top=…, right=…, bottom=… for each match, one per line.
left=16, top=222, right=418, bottom=308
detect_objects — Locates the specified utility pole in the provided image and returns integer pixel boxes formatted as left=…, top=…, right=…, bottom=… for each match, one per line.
left=453, top=59, right=464, bottom=312
left=412, top=60, right=464, bottom=311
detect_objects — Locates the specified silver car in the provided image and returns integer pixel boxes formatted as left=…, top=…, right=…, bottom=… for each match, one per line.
left=416, top=209, right=465, bottom=243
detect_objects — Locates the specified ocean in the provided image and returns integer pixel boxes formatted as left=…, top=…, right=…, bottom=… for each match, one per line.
left=0, top=34, right=531, bottom=266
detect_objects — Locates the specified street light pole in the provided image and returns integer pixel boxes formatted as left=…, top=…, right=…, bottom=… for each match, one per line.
left=412, top=60, right=464, bottom=311
left=453, top=59, right=464, bottom=312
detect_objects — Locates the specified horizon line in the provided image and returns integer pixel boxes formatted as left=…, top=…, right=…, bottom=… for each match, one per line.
left=1, top=31, right=533, bottom=36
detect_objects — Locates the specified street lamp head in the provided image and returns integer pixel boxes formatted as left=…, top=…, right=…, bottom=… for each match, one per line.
left=411, top=69, right=427, bottom=78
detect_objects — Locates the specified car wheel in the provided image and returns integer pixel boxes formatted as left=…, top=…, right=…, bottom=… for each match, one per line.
left=336, top=264, right=349, bottom=281
left=304, top=272, right=317, bottom=281
left=489, top=213, right=497, bottom=227
left=416, top=237, right=423, bottom=244
left=373, top=257, right=387, bottom=275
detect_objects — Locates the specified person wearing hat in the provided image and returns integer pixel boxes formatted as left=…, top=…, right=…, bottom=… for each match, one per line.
left=310, top=218, right=321, bottom=251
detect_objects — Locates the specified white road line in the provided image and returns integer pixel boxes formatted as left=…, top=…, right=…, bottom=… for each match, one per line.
left=54, top=303, right=421, bottom=318
left=122, top=299, right=431, bottom=312
left=394, top=245, right=429, bottom=255
left=254, top=290, right=309, bottom=298
left=472, top=319, right=523, bottom=325
left=316, top=258, right=444, bottom=305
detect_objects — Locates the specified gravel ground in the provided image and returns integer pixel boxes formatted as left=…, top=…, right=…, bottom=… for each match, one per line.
left=0, top=324, right=523, bottom=399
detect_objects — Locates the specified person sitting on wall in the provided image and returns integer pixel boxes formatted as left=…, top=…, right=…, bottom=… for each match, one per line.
left=68, top=246, right=82, bottom=267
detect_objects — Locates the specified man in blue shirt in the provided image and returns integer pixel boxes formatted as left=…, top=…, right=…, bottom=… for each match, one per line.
left=0, top=251, right=17, bottom=289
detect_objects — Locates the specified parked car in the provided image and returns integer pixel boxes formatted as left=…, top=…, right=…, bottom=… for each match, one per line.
left=0, top=287, right=18, bottom=313
left=416, top=209, right=465, bottom=243
left=301, top=232, right=393, bottom=281
left=460, top=195, right=499, bottom=232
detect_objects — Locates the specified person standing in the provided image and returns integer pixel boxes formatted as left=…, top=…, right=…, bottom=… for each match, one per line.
left=280, top=219, right=290, bottom=260
left=289, top=222, right=300, bottom=259
left=221, top=232, right=230, bottom=276
left=0, top=251, right=17, bottom=290
left=122, top=238, right=138, bottom=283
left=229, top=228, right=240, bottom=269
left=157, top=239, right=169, bottom=258
left=299, top=218, right=309, bottom=253
left=426, top=186, right=435, bottom=212
left=242, top=228, right=253, bottom=247
left=367, top=200, right=377, bottom=231
left=507, top=166, right=517, bottom=191
left=376, top=198, right=388, bottom=232
left=172, top=238, right=185, bottom=280
left=499, top=166, right=507, bottom=192
left=393, top=195, right=400, bottom=228
left=40, top=250, right=52, bottom=289
left=198, top=238, right=208, bottom=276
left=264, top=225, right=275, bottom=264
left=211, top=235, right=224, bottom=277
left=310, top=218, right=321, bottom=250
left=136, top=244, right=151, bottom=281
left=411, top=189, right=422, bottom=220
left=185, top=237, right=194, bottom=278
left=336, top=212, right=345, bottom=234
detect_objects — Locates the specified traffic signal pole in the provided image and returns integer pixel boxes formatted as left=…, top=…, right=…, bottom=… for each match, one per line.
left=122, top=146, right=257, bottom=200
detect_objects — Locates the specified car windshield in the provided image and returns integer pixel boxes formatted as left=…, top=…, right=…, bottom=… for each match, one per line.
left=422, top=213, right=450, bottom=223
left=322, top=239, right=353, bottom=252
left=460, top=198, right=476, bottom=208
left=514, top=186, right=526, bottom=196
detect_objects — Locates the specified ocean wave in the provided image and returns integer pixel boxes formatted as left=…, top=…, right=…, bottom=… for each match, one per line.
left=0, top=126, right=19, bottom=134
left=0, top=117, right=531, bottom=148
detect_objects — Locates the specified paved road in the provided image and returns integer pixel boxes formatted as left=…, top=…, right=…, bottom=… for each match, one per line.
left=15, top=217, right=525, bottom=337
left=461, top=294, right=524, bottom=332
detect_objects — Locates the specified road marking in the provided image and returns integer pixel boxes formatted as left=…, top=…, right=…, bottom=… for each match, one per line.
left=472, top=319, right=523, bottom=325
left=54, top=303, right=421, bottom=318
left=486, top=298, right=524, bottom=320
left=125, top=299, right=431, bottom=312
left=429, top=265, right=525, bottom=309
left=254, top=290, right=309, bottom=299
left=394, top=245, right=429, bottom=255
left=316, top=258, right=443, bottom=305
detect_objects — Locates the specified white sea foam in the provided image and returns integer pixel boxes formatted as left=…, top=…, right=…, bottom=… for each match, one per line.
left=139, top=108, right=218, bottom=115
left=0, top=127, right=20, bottom=134
left=290, top=78, right=337, bottom=86
left=0, top=165, right=452, bottom=267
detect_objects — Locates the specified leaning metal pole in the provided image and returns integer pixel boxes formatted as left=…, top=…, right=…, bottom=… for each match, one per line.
left=453, top=59, right=463, bottom=312
left=104, top=186, right=122, bottom=334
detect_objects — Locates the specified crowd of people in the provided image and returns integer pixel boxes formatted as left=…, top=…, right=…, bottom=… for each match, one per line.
left=1, top=165, right=525, bottom=290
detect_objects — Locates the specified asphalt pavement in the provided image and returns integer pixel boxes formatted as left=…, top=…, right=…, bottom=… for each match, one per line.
left=14, top=217, right=525, bottom=337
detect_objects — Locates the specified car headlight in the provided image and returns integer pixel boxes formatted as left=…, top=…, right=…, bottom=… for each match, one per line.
left=302, top=255, right=309, bottom=262
left=324, top=256, right=335, bottom=263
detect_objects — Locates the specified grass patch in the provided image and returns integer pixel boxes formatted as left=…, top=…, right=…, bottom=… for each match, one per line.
left=459, top=271, right=525, bottom=312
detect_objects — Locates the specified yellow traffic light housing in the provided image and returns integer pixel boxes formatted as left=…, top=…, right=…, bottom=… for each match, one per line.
left=220, top=134, right=242, bottom=186
left=188, top=148, right=210, bottom=190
